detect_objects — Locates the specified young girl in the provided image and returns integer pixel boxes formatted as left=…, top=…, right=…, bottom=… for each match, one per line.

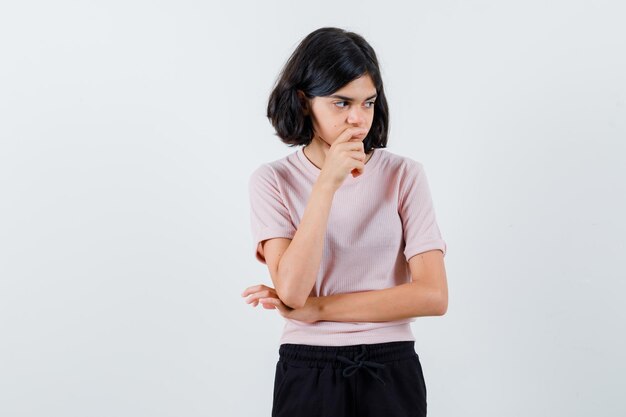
left=241, top=27, right=448, bottom=417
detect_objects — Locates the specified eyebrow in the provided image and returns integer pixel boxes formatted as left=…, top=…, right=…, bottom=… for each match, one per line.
left=327, top=93, right=378, bottom=101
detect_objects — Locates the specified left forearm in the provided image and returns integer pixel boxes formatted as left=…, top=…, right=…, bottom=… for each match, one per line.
left=315, top=281, right=445, bottom=322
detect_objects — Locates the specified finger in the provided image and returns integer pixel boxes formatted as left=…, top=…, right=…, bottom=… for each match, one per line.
left=351, top=161, right=365, bottom=177
left=241, top=285, right=263, bottom=297
left=259, top=298, right=274, bottom=309
left=253, top=297, right=274, bottom=308
left=260, top=298, right=282, bottom=311
left=245, top=291, right=268, bottom=304
left=333, top=127, right=369, bottom=146
left=243, top=287, right=274, bottom=302
left=348, top=150, right=366, bottom=162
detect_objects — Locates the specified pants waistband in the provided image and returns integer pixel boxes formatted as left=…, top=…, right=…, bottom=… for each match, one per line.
left=279, top=340, right=419, bottom=385
left=278, top=341, right=418, bottom=386
left=279, top=340, right=417, bottom=364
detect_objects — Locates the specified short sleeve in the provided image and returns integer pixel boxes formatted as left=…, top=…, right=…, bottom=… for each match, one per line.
left=398, top=160, right=447, bottom=261
left=248, top=164, right=297, bottom=264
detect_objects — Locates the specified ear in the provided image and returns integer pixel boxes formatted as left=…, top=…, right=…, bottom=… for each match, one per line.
left=296, top=90, right=310, bottom=115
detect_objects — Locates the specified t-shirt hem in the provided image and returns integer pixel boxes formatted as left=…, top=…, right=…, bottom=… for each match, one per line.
left=278, top=324, right=416, bottom=347
left=254, top=228, right=296, bottom=263
left=404, top=239, right=447, bottom=260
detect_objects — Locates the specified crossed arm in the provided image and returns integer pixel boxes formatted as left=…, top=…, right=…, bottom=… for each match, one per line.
left=314, top=249, right=447, bottom=322
left=244, top=249, right=447, bottom=322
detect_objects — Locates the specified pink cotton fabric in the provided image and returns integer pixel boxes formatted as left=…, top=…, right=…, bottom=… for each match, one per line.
left=248, top=147, right=447, bottom=346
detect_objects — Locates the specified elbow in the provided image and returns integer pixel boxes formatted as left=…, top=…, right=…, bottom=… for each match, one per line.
left=274, top=278, right=307, bottom=310
left=277, top=289, right=306, bottom=309
left=276, top=262, right=308, bottom=309
left=278, top=285, right=307, bottom=309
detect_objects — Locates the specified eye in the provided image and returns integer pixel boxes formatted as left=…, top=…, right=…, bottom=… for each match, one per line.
left=334, top=101, right=376, bottom=109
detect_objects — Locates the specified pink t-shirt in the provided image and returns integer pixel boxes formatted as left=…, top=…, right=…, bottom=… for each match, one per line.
left=248, top=146, right=447, bottom=346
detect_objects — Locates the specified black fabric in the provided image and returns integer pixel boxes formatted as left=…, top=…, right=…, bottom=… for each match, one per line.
left=272, top=340, right=427, bottom=417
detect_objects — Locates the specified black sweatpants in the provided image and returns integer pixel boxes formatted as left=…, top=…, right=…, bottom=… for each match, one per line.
left=272, top=340, right=427, bottom=417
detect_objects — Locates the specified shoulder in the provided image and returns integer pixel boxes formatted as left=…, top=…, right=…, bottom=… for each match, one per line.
left=376, top=148, right=425, bottom=177
left=249, top=150, right=299, bottom=185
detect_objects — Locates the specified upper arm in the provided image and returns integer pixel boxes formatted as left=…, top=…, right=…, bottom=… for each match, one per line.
left=408, top=249, right=448, bottom=314
left=248, top=164, right=297, bottom=263
left=259, top=237, right=292, bottom=295
left=398, top=161, right=447, bottom=261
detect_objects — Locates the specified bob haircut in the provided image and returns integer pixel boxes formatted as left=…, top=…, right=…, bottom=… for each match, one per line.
left=267, top=27, right=389, bottom=154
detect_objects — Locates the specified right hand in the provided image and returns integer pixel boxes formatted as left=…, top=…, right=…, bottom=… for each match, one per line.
left=318, top=127, right=369, bottom=190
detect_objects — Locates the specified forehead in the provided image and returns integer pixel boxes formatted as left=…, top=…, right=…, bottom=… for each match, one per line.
left=328, top=75, right=377, bottom=99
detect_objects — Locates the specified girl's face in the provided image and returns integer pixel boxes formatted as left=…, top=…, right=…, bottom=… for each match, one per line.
left=301, top=74, right=377, bottom=147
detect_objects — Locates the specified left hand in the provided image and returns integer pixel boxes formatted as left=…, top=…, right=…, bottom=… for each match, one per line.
left=241, top=284, right=321, bottom=324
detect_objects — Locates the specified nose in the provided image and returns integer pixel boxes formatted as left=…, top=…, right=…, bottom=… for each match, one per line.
left=347, top=106, right=367, bottom=125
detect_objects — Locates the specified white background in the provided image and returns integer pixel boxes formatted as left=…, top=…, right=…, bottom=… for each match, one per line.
left=1, top=1, right=624, bottom=416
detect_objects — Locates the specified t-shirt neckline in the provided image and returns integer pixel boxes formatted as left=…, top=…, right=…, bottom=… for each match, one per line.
left=296, top=146, right=382, bottom=183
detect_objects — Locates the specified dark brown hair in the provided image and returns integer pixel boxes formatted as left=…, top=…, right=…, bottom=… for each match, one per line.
left=266, top=27, right=389, bottom=153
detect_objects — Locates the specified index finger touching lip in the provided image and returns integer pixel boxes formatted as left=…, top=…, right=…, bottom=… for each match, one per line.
left=336, top=127, right=367, bottom=143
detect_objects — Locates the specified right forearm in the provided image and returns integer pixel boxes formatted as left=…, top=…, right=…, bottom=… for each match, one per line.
left=277, top=180, right=335, bottom=309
